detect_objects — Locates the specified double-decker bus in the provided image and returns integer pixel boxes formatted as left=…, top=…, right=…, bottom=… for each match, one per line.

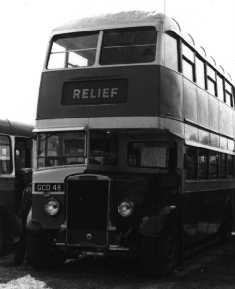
left=0, top=119, right=32, bottom=256
left=26, top=11, right=235, bottom=274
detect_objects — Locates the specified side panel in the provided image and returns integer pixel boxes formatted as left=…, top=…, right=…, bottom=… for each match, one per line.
left=219, top=102, right=233, bottom=138
left=181, top=191, right=201, bottom=244
left=183, top=180, right=234, bottom=244
left=183, top=74, right=235, bottom=141
left=159, top=67, right=183, bottom=120
left=184, top=80, right=198, bottom=123
left=197, top=89, right=208, bottom=127
left=0, top=178, right=16, bottom=212
left=208, top=95, right=219, bottom=132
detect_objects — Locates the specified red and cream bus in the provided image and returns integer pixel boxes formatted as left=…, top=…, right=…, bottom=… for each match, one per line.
left=26, top=11, right=235, bottom=274
left=0, top=119, right=32, bottom=256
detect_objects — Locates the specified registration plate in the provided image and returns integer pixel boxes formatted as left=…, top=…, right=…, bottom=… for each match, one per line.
left=34, top=183, right=64, bottom=192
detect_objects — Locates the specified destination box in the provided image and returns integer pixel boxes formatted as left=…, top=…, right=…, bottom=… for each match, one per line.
left=62, top=79, right=128, bottom=105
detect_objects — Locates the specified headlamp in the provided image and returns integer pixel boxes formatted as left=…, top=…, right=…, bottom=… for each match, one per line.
left=44, top=198, right=60, bottom=216
left=118, top=201, right=134, bottom=217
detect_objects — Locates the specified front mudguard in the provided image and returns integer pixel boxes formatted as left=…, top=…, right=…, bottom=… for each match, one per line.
left=26, top=211, right=56, bottom=245
left=26, top=210, right=42, bottom=236
left=139, top=206, right=177, bottom=237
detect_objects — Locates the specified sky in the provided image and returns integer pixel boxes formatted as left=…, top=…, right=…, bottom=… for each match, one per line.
left=0, top=0, right=235, bottom=125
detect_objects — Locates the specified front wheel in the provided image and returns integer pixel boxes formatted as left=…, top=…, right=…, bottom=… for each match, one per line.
left=13, top=234, right=26, bottom=266
left=139, top=227, right=179, bottom=276
left=0, top=216, right=6, bottom=256
left=218, top=206, right=233, bottom=242
left=26, top=231, right=64, bottom=269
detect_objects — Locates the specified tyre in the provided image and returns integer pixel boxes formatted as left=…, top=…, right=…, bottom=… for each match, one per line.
left=13, top=235, right=26, bottom=266
left=0, top=216, right=6, bottom=256
left=0, top=212, right=23, bottom=258
left=13, top=195, right=31, bottom=266
left=218, top=206, right=233, bottom=242
left=139, top=225, right=179, bottom=276
left=26, top=231, right=64, bottom=269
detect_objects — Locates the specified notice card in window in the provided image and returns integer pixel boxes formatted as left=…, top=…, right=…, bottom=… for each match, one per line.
left=141, top=147, right=167, bottom=168
left=0, top=147, right=10, bottom=160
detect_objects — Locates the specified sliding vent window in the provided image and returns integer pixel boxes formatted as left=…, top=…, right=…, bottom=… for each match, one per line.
left=47, top=32, right=99, bottom=69
left=100, top=27, right=157, bottom=65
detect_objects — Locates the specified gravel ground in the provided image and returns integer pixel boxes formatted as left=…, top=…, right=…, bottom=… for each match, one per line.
left=0, top=238, right=234, bottom=289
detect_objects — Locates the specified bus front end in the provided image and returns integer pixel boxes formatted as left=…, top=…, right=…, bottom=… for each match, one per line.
left=28, top=12, right=183, bottom=274
left=31, top=128, right=179, bottom=265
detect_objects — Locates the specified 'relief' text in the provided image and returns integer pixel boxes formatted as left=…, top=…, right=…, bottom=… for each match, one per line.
left=73, top=87, right=119, bottom=100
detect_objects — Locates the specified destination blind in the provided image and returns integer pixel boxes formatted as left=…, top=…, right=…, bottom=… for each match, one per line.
left=62, top=79, right=128, bottom=105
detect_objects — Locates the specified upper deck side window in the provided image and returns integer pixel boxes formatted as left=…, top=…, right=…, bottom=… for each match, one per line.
left=179, top=39, right=234, bottom=107
left=163, top=33, right=179, bottom=71
left=206, top=65, right=217, bottom=96
left=181, top=41, right=207, bottom=90
left=182, top=43, right=195, bottom=81
left=163, top=33, right=206, bottom=89
left=217, top=74, right=224, bottom=102
left=100, top=27, right=157, bottom=65
left=195, top=56, right=205, bottom=89
left=225, top=81, right=234, bottom=107
left=47, top=32, right=99, bottom=69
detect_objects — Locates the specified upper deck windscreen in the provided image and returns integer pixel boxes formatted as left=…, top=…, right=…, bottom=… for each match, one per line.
left=47, top=27, right=156, bottom=69
left=100, top=27, right=156, bottom=65
left=47, top=32, right=99, bottom=69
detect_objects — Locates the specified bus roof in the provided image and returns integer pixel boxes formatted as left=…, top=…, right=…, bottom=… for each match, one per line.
left=0, top=119, right=33, bottom=137
left=53, top=11, right=178, bottom=35
left=52, top=11, right=232, bottom=82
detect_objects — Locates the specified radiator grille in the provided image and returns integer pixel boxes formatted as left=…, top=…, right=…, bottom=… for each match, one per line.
left=66, top=177, right=109, bottom=230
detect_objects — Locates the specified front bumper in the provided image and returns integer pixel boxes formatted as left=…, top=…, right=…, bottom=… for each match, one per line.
left=27, top=218, right=136, bottom=258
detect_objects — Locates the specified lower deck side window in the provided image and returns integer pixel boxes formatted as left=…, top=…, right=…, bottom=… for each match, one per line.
left=227, top=155, right=234, bottom=177
left=185, top=146, right=197, bottom=179
left=208, top=151, right=218, bottom=178
left=219, top=153, right=227, bottom=177
left=15, top=137, right=32, bottom=171
left=0, top=135, right=12, bottom=174
left=128, top=142, right=168, bottom=168
left=185, top=145, right=235, bottom=180
left=198, top=149, right=208, bottom=179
